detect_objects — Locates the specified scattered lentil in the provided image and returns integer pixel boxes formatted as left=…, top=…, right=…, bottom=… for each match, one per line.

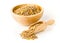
left=21, top=21, right=43, bottom=40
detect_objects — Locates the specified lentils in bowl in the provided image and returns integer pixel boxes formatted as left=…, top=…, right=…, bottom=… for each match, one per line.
left=13, top=4, right=41, bottom=16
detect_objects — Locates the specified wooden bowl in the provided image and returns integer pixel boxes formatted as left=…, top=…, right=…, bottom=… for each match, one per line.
left=12, top=4, right=43, bottom=26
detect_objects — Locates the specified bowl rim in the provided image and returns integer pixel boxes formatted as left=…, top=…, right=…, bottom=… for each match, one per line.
left=12, top=4, right=44, bottom=17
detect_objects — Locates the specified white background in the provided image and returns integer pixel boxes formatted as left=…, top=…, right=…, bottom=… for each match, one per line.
left=0, top=0, right=60, bottom=43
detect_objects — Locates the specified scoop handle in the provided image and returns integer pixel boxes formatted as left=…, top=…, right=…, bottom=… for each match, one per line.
left=46, top=19, right=55, bottom=25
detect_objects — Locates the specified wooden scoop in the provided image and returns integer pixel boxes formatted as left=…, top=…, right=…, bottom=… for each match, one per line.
left=29, top=19, right=54, bottom=34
